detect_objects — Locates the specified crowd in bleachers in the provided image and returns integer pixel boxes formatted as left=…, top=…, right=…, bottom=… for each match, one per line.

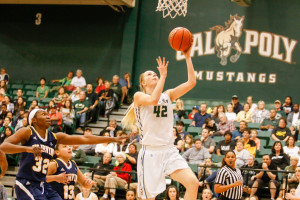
left=1, top=66, right=300, bottom=200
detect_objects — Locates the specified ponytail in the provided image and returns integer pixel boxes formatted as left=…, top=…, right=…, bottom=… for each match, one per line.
left=121, top=103, right=136, bottom=129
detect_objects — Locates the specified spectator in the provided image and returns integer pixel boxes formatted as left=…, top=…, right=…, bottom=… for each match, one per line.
left=125, top=189, right=136, bottom=200
left=234, top=140, right=251, bottom=168
left=232, top=121, right=248, bottom=142
left=236, top=103, right=252, bottom=123
left=95, top=131, right=114, bottom=156
left=174, top=99, right=186, bottom=120
left=48, top=105, right=62, bottom=133
left=0, top=104, right=8, bottom=126
left=75, top=186, right=98, bottom=200
left=215, top=113, right=236, bottom=136
left=113, top=132, right=129, bottom=157
left=198, top=158, right=215, bottom=182
left=201, top=189, right=213, bottom=200
left=176, top=121, right=189, bottom=139
left=287, top=103, right=300, bottom=139
left=95, top=77, right=105, bottom=95
left=98, top=81, right=114, bottom=117
left=0, top=80, right=7, bottom=92
left=0, top=68, right=9, bottom=84
left=281, top=96, right=293, bottom=115
left=100, top=153, right=132, bottom=200
left=252, top=101, right=270, bottom=123
left=51, top=71, right=74, bottom=88
left=211, top=106, right=220, bottom=124
left=272, top=117, right=291, bottom=142
left=73, top=91, right=90, bottom=130
left=14, top=97, right=26, bottom=119
left=15, top=116, right=28, bottom=131
left=225, top=103, right=237, bottom=121
left=216, top=131, right=236, bottom=155
left=181, top=135, right=194, bottom=152
left=173, top=127, right=183, bottom=151
left=241, top=128, right=257, bottom=156
left=71, top=145, right=86, bottom=165
left=86, top=84, right=99, bottom=123
left=59, top=93, right=69, bottom=108
left=46, top=100, right=55, bottom=113
left=260, top=109, right=279, bottom=131
left=13, top=89, right=26, bottom=107
left=182, top=139, right=211, bottom=165
left=202, top=118, right=217, bottom=135
left=28, top=99, right=39, bottom=111
left=70, top=87, right=81, bottom=103
left=84, top=152, right=114, bottom=191
left=217, top=105, right=225, bottom=114
left=36, top=77, right=49, bottom=99
left=0, top=125, right=14, bottom=143
left=232, top=95, right=243, bottom=114
left=128, top=125, right=140, bottom=143
left=52, top=87, right=66, bottom=105
left=250, top=129, right=261, bottom=152
left=71, top=69, right=86, bottom=88
left=164, top=185, right=183, bottom=200
left=0, top=89, right=4, bottom=103
left=78, top=127, right=96, bottom=156
left=119, top=72, right=132, bottom=105
left=242, top=155, right=259, bottom=188
left=250, top=154, right=280, bottom=200
left=188, top=105, right=199, bottom=120
left=201, top=128, right=216, bottom=154
left=191, top=103, right=211, bottom=127
left=125, top=143, right=138, bottom=171
left=274, top=100, right=285, bottom=119
left=3, top=96, right=14, bottom=113
left=61, top=99, right=75, bottom=133
left=110, top=75, right=122, bottom=105
left=100, top=119, right=122, bottom=137
left=283, top=137, right=300, bottom=164
left=285, top=166, right=300, bottom=200
left=281, top=156, right=299, bottom=198
left=247, top=96, right=257, bottom=113
left=270, top=141, right=290, bottom=170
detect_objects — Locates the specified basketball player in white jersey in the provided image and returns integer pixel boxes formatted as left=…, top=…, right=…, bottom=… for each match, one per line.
left=122, top=45, right=199, bottom=200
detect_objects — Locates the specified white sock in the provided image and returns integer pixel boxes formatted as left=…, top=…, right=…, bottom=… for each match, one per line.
left=103, top=194, right=108, bottom=198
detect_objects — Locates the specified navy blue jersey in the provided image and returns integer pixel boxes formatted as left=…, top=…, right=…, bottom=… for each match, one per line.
left=17, top=126, right=57, bottom=182
left=50, top=159, right=78, bottom=200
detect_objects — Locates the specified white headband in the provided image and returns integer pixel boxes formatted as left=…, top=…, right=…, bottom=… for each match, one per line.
left=28, top=108, right=44, bottom=125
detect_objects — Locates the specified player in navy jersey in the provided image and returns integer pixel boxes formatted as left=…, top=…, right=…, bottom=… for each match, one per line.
left=47, top=144, right=96, bottom=200
left=0, top=109, right=125, bottom=200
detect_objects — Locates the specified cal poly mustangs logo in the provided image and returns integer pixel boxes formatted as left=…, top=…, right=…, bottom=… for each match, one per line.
left=210, top=14, right=245, bottom=66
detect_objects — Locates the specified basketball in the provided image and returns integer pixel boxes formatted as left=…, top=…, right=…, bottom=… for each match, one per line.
left=168, top=27, right=193, bottom=52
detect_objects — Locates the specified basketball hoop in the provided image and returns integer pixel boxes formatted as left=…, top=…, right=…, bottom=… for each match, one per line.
left=156, top=0, right=188, bottom=19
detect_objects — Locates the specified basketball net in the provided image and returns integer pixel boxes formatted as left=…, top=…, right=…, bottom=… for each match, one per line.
left=156, top=0, right=188, bottom=19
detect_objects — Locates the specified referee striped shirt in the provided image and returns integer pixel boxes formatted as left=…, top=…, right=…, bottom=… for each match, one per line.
left=215, top=165, right=243, bottom=200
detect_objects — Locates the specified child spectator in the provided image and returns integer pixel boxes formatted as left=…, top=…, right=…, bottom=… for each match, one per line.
left=125, top=189, right=136, bottom=200
left=225, top=103, right=237, bottom=121
left=250, top=129, right=260, bottom=152
left=75, top=186, right=98, bottom=200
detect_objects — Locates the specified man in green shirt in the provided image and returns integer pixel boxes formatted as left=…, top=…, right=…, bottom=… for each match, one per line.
left=260, top=109, right=279, bottom=131
left=73, top=91, right=90, bottom=130
left=274, top=100, right=286, bottom=119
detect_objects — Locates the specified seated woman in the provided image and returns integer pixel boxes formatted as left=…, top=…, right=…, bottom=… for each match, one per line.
left=181, top=135, right=194, bottom=153
left=28, top=99, right=39, bottom=111
left=283, top=136, right=300, bottom=164
left=225, top=104, right=236, bottom=121
left=70, top=87, right=81, bottom=103
left=164, top=185, right=183, bottom=200
left=100, top=152, right=132, bottom=200
left=95, top=131, right=114, bottom=156
left=36, top=77, right=49, bottom=99
left=61, top=100, right=75, bottom=133
left=52, top=87, right=67, bottom=105
left=113, top=132, right=129, bottom=157
left=270, top=141, right=290, bottom=170
left=234, top=139, right=251, bottom=168
left=250, top=129, right=261, bottom=152
left=4, top=96, right=14, bottom=113
left=125, top=143, right=138, bottom=172
left=174, top=99, right=186, bottom=120
left=210, top=106, right=220, bottom=124
left=14, top=97, right=26, bottom=119
left=95, top=77, right=106, bottom=95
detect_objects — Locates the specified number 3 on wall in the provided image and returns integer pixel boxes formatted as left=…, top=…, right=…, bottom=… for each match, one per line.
left=35, top=13, right=42, bottom=25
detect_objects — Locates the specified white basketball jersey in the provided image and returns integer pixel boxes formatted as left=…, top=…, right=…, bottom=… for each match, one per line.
left=135, top=93, right=174, bottom=146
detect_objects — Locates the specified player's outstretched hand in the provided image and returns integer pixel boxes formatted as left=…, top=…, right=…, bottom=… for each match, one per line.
left=83, top=179, right=97, bottom=189
left=0, top=149, right=8, bottom=178
left=28, top=145, right=45, bottom=158
left=56, top=172, right=71, bottom=184
left=156, top=56, right=169, bottom=78
left=183, top=38, right=193, bottom=58
left=113, top=135, right=129, bottom=143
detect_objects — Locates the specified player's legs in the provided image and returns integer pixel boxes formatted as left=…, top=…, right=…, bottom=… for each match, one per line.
left=15, top=179, right=45, bottom=200
left=170, top=168, right=199, bottom=200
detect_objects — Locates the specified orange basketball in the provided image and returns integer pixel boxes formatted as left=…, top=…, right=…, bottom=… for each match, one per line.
left=168, top=27, right=193, bottom=52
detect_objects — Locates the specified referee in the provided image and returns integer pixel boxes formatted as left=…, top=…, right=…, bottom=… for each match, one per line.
left=214, top=150, right=250, bottom=200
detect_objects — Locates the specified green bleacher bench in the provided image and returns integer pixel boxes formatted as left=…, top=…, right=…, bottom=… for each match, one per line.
left=26, top=90, right=36, bottom=97
left=212, top=154, right=224, bottom=163
left=188, top=164, right=199, bottom=175
left=213, top=136, right=224, bottom=145
left=82, top=156, right=101, bottom=167
left=268, top=140, right=285, bottom=148
left=24, top=85, right=37, bottom=91
left=187, top=127, right=202, bottom=137
left=256, top=147, right=271, bottom=158
left=255, top=157, right=262, bottom=164
left=10, top=84, right=23, bottom=90
left=248, top=123, right=260, bottom=129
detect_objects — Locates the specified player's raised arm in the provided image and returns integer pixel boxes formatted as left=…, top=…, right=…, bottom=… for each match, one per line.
left=76, top=167, right=96, bottom=188
left=165, top=45, right=196, bottom=102
left=134, top=56, right=169, bottom=106
left=55, top=132, right=127, bottom=145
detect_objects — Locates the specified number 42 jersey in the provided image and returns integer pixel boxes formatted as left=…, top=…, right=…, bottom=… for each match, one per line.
left=16, top=126, right=57, bottom=182
left=134, top=93, right=174, bottom=146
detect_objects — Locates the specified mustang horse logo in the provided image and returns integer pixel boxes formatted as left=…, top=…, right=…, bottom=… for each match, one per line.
left=210, top=14, right=245, bottom=66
